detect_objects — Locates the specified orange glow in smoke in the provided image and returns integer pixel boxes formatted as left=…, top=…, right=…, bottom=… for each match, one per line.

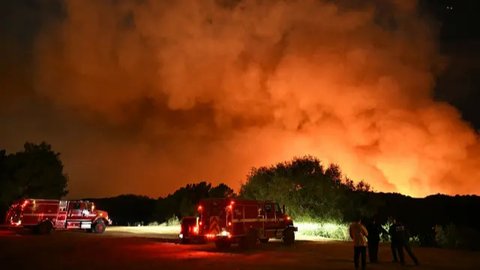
left=16, top=0, right=479, bottom=198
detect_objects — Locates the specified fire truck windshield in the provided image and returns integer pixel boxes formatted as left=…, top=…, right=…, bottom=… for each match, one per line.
left=86, top=202, right=94, bottom=211
left=70, top=202, right=81, bottom=209
left=275, top=203, right=283, bottom=215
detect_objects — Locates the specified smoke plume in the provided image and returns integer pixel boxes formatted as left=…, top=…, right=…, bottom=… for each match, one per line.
left=1, top=0, right=479, bottom=198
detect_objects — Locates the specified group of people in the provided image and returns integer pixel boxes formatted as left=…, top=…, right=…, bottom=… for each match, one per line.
left=348, top=217, right=419, bottom=270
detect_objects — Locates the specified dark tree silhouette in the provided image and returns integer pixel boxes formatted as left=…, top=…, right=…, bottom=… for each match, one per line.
left=155, top=181, right=237, bottom=221
left=0, top=142, right=68, bottom=220
left=0, top=149, right=10, bottom=217
left=11, top=142, right=68, bottom=198
left=209, top=183, right=235, bottom=198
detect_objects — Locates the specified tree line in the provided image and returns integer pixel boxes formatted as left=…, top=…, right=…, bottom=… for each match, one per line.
left=87, top=182, right=235, bottom=226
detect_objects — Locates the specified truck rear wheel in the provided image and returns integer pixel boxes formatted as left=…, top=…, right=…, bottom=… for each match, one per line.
left=179, top=237, right=190, bottom=244
left=239, top=230, right=257, bottom=249
left=37, top=221, right=53, bottom=235
left=92, top=220, right=106, bottom=234
left=215, top=239, right=231, bottom=250
left=283, top=228, right=295, bottom=245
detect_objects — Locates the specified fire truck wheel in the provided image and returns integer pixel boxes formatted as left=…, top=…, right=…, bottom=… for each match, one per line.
left=179, top=237, right=190, bottom=244
left=239, top=229, right=257, bottom=249
left=259, top=238, right=269, bottom=244
left=37, top=221, right=53, bottom=235
left=215, top=240, right=231, bottom=249
left=282, top=229, right=295, bottom=245
left=92, top=220, right=106, bottom=234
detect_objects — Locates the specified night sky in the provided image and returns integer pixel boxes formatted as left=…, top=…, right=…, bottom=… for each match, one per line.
left=425, top=0, right=480, bottom=130
left=1, top=0, right=479, bottom=198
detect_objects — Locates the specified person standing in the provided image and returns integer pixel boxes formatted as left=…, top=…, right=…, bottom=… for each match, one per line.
left=388, top=218, right=399, bottom=262
left=390, top=219, right=420, bottom=266
left=349, top=217, right=369, bottom=270
left=366, top=218, right=387, bottom=263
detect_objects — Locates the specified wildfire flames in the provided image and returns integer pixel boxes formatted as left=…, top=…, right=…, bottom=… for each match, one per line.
left=2, top=0, right=480, bottom=197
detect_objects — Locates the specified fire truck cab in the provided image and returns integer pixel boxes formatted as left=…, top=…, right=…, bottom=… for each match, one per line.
left=180, top=198, right=297, bottom=249
left=5, top=198, right=112, bottom=234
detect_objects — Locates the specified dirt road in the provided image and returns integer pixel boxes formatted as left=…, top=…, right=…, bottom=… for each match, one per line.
left=0, top=228, right=479, bottom=270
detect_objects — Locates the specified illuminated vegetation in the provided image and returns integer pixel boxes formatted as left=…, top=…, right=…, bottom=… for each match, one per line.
left=240, top=156, right=371, bottom=221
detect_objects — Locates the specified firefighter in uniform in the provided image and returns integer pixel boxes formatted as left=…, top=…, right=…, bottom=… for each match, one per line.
left=388, top=217, right=399, bottom=262
left=389, top=218, right=419, bottom=266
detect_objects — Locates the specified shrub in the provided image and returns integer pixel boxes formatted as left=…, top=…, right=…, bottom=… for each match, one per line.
left=297, top=219, right=350, bottom=240
left=435, top=224, right=480, bottom=250
left=162, top=215, right=180, bottom=226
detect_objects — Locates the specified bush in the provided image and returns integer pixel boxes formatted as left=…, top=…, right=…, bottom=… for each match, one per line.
left=162, top=215, right=180, bottom=226
left=147, top=221, right=160, bottom=226
left=409, top=235, right=421, bottom=246
left=297, top=219, right=350, bottom=240
left=381, top=221, right=393, bottom=242
left=435, top=224, right=480, bottom=250
left=314, top=223, right=349, bottom=240
left=435, top=224, right=454, bottom=248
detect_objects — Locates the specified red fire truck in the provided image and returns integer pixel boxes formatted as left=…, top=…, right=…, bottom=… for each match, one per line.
left=4, top=198, right=112, bottom=234
left=179, top=198, right=297, bottom=249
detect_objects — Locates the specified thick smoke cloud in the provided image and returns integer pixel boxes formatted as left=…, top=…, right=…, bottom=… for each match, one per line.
left=1, top=0, right=479, bottom=198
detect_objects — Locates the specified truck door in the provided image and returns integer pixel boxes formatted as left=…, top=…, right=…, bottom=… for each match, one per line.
left=264, top=203, right=276, bottom=230
left=67, top=201, right=82, bottom=220
left=274, top=203, right=284, bottom=228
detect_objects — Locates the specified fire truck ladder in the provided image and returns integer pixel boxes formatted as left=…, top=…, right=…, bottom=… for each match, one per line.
left=54, top=200, right=68, bottom=229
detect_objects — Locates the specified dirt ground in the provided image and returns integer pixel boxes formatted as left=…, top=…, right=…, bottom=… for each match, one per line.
left=1, top=227, right=479, bottom=270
